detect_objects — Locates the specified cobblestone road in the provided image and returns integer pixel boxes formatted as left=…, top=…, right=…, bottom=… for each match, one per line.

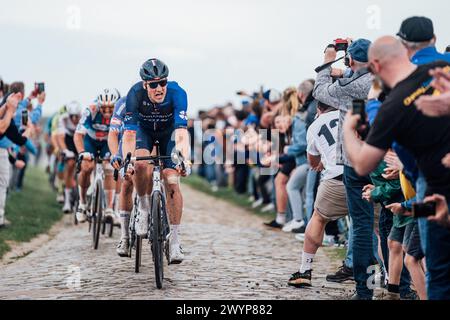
left=0, top=185, right=353, bottom=300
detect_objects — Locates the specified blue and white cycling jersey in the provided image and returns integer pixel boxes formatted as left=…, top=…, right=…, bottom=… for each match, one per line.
left=76, top=106, right=110, bottom=142
left=123, top=81, right=188, bottom=132
left=110, top=96, right=127, bottom=135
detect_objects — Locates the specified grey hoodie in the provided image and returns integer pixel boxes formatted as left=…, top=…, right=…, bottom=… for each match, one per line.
left=313, top=67, right=373, bottom=167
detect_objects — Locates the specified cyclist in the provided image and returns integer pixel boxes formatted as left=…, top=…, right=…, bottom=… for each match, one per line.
left=56, top=101, right=82, bottom=213
left=108, top=95, right=134, bottom=256
left=74, top=89, right=120, bottom=223
left=50, top=105, right=68, bottom=203
left=121, top=58, right=191, bottom=264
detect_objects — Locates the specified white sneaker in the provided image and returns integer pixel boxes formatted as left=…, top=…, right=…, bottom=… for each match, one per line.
left=76, top=207, right=87, bottom=223
left=282, top=220, right=305, bottom=233
left=169, top=242, right=184, bottom=264
left=116, top=238, right=130, bottom=257
left=211, top=185, right=219, bottom=192
left=261, top=203, right=275, bottom=213
left=62, top=202, right=71, bottom=214
left=252, top=199, right=264, bottom=209
left=135, top=208, right=149, bottom=237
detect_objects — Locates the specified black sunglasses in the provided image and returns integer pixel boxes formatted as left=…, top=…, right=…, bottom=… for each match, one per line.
left=146, top=79, right=168, bottom=89
left=100, top=105, right=114, bottom=111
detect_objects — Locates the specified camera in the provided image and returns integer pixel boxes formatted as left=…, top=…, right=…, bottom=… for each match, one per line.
left=413, top=202, right=436, bottom=218
left=34, top=82, right=45, bottom=94
left=334, top=39, right=349, bottom=52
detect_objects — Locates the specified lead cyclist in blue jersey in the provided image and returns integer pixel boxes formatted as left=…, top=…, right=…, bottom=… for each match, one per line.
left=116, top=58, right=191, bottom=264
left=74, top=88, right=121, bottom=224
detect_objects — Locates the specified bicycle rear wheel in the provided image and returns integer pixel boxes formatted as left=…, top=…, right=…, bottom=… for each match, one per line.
left=93, top=182, right=103, bottom=250
left=151, top=192, right=164, bottom=289
left=72, top=188, right=79, bottom=226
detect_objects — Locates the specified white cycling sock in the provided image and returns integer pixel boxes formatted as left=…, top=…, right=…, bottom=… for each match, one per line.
left=64, top=188, right=71, bottom=205
left=300, top=252, right=315, bottom=273
left=276, top=213, right=286, bottom=225
left=120, top=211, right=131, bottom=239
left=171, top=224, right=180, bottom=244
left=78, top=186, right=86, bottom=207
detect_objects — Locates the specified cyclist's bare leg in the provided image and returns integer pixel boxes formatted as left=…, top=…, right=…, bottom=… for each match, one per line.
left=134, top=149, right=152, bottom=197
left=163, top=169, right=183, bottom=225
left=65, top=159, right=76, bottom=189
left=103, top=161, right=115, bottom=211
left=114, top=176, right=122, bottom=213
left=120, top=179, right=134, bottom=212
left=164, top=168, right=184, bottom=262
left=62, top=159, right=76, bottom=210
left=78, top=160, right=94, bottom=206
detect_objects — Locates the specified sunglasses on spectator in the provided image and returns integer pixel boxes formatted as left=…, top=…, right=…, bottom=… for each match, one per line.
left=146, top=79, right=168, bottom=89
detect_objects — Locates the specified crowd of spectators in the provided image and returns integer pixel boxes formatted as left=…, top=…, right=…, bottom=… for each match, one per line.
left=0, top=78, right=43, bottom=228
left=190, top=16, right=450, bottom=300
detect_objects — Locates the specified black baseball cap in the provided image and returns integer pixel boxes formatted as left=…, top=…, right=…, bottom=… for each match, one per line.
left=397, top=16, right=434, bottom=42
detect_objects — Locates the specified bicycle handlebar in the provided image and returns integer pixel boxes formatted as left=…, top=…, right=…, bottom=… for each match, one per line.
left=113, top=151, right=186, bottom=181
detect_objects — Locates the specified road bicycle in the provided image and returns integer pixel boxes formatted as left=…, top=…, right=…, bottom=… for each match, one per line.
left=119, top=141, right=185, bottom=289
left=76, top=150, right=114, bottom=249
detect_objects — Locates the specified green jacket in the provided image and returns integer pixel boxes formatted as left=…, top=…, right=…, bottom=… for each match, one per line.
left=369, top=162, right=402, bottom=205
left=370, top=162, right=414, bottom=228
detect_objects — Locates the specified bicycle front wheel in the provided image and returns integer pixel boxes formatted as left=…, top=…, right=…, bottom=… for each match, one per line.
left=93, top=181, right=103, bottom=250
left=151, top=191, right=164, bottom=289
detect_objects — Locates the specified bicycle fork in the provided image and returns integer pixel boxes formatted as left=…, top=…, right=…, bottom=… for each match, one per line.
left=150, top=167, right=170, bottom=240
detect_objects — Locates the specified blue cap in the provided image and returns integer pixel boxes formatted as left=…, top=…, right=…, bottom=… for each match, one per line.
left=348, top=39, right=372, bottom=63
left=262, top=89, right=282, bottom=104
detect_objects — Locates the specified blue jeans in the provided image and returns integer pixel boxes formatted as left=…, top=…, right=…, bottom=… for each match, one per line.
left=426, top=196, right=450, bottom=300
left=286, top=164, right=309, bottom=222
left=344, top=166, right=375, bottom=299
left=345, top=219, right=353, bottom=269
left=415, top=173, right=428, bottom=254
left=304, top=169, right=317, bottom=224
left=205, top=164, right=216, bottom=184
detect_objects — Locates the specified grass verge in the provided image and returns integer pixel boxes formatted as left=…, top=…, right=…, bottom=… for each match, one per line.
left=183, top=175, right=274, bottom=220
left=0, top=166, right=62, bottom=258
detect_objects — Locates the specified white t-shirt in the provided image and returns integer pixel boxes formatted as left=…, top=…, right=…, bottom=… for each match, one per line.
left=57, top=113, right=78, bottom=137
left=307, top=110, right=344, bottom=181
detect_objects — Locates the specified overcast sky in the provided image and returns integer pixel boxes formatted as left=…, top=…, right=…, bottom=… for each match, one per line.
left=1, top=0, right=449, bottom=116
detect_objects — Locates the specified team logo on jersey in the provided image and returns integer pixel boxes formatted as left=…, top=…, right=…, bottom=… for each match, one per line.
left=179, top=111, right=188, bottom=121
left=111, top=118, right=122, bottom=126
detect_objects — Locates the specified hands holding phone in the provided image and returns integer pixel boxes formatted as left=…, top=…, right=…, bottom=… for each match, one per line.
left=423, top=194, right=450, bottom=229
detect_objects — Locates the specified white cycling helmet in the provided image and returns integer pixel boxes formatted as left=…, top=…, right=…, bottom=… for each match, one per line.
left=97, top=88, right=121, bottom=107
left=67, top=101, right=82, bottom=116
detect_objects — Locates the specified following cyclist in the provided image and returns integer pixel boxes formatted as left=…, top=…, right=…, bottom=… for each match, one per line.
left=119, top=58, right=191, bottom=264
left=74, top=89, right=120, bottom=223
left=55, top=101, right=82, bottom=213
left=108, top=95, right=134, bottom=256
